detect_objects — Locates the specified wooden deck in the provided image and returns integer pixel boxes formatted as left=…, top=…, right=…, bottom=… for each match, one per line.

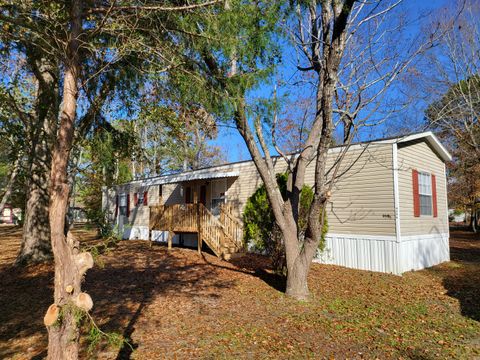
left=149, top=203, right=244, bottom=259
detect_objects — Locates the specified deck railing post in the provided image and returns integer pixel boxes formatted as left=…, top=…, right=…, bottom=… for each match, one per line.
left=197, top=203, right=202, bottom=254
left=168, top=207, right=173, bottom=251
left=168, top=230, right=173, bottom=250
left=149, top=206, right=154, bottom=248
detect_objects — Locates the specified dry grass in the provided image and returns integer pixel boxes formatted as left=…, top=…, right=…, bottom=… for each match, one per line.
left=0, top=225, right=479, bottom=359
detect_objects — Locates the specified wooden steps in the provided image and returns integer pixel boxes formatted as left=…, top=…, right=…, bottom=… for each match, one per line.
left=150, top=203, right=244, bottom=260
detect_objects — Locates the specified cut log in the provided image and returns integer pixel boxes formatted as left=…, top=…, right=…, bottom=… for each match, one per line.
left=74, top=252, right=94, bottom=275
left=44, top=304, right=60, bottom=327
left=74, top=292, right=93, bottom=311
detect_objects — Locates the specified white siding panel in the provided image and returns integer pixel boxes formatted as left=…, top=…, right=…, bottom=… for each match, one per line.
left=150, top=230, right=181, bottom=244
left=317, top=232, right=450, bottom=275
left=124, top=226, right=149, bottom=240
left=315, top=234, right=400, bottom=274
left=399, top=233, right=449, bottom=272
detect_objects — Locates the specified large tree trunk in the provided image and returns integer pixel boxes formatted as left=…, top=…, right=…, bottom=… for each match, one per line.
left=200, top=1, right=354, bottom=301
left=284, top=223, right=311, bottom=299
left=16, top=54, right=57, bottom=265
left=17, top=140, right=52, bottom=264
left=285, top=258, right=310, bottom=300
left=47, top=1, right=85, bottom=358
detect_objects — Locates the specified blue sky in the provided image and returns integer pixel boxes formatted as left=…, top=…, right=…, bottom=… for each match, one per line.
left=212, top=0, right=452, bottom=163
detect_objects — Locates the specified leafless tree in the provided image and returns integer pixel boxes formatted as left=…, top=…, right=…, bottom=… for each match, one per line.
left=422, top=1, right=479, bottom=156
left=420, top=0, right=480, bottom=230
left=225, top=0, right=440, bottom=299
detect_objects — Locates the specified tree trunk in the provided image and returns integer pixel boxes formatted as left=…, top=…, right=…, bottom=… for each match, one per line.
left=16, top=54, right=57, bottom=265
left=17, top=141, right=52, bottom=264
left=472, top=209, right=478, bottom=233
left=47, top=1, right=84, bottom=358
left=0, top=155, right=21, bottom=214
left=285, top=257, right=310, bottom=300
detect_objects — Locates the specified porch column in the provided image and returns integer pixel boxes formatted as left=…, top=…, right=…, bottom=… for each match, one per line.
left=168, top=230, right=173, bottom=250
left=168, top=206, right=173, bottom=251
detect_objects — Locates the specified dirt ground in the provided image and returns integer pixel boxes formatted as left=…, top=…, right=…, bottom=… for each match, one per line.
left=0, top=226, right=479, bottom=359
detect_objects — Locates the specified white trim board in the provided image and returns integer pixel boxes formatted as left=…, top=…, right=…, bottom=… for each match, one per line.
left=399, top=233, right=449, bottom=242
left=325, top=233, right=397, bottom=242
left=325, top=232, right=449, bottom=242
left=392, top=143, right=402, bottom=275
left=443, top=162, right=450, bottom=240
left=392, top=143, right=401, bottom=242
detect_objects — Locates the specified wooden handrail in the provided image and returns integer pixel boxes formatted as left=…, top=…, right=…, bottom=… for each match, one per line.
left=219, top=203, right=243, bottom=251
left=150, top=202, right=244, bottom=257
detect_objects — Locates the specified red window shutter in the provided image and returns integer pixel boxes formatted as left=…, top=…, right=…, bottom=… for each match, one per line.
left=412, top=169, right=420, bottom=217
left=115, top=195, right=118, bottom=217
left=432, top=174, right=438, bottom=218
left=126, top=194, right=130, bottom=217
left=143, top=191, right=148, bottom=205
left=134, top=192, right=138, bottom=206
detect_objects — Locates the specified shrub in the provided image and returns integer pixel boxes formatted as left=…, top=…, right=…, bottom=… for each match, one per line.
left=243, top=174, right=328, bottom=273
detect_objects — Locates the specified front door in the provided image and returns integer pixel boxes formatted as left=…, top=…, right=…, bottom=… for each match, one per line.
left=185, top=186, right=192, bottom=204
left=200, top=185, right=207, bottom=206
left=210, top=179, right=226, bottom=216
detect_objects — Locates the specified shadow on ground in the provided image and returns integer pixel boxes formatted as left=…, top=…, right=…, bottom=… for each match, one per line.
left=431, top=229, right=480, bottom=322
left=1, top=226, right=479, bottom=359
left=0, top=227, right=243, bottom=359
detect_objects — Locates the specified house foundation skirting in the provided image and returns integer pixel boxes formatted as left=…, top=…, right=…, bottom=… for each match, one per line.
left=314, top=233, right=450, bottom=275
left=123, top=227, right=450, bottom=275
left=123, top=226, right=198, bottom=247
left=123, top=225, right=149, bottom=240
left=398, top=233, right=449, bottom=273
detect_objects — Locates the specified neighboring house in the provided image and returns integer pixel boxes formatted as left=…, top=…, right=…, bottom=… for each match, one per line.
left=0, top=205, right=21, bottom=225
left=68, top=206, right=88, bottom=224
left=102, top=131, right=451, bottom=274
left=449, top=209, right=466, bottom=223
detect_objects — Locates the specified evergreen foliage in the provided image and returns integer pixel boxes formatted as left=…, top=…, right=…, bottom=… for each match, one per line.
left=243, top=173, right=328, bottom=272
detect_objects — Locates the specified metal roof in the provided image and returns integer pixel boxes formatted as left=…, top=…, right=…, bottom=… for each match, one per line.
left=117, top=131, right=451, bottom=189
left=138, top=170, right=240, bottom=186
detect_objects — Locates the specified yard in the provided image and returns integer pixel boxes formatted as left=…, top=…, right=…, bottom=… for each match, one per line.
left=0, top=226, right=479, bottom=359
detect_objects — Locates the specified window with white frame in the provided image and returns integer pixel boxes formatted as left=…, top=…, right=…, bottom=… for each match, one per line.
left=418, top=172, right=432, bottom=216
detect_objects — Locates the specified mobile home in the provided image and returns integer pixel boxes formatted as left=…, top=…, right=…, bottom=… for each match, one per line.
left=102, top=131, right=451, bottom=274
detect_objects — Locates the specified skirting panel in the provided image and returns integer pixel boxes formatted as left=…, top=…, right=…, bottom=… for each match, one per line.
left=123, top=226, right=149, bottom=240
left=314, top=233, right=450, bottom=275
left=398, top=233, right=449, bottom=273
left=314, top=234, right=400, bottom=274
left=124, top=227, right=188, bottom=246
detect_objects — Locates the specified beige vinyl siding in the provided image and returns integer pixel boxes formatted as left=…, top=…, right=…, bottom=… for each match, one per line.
left=127, top=184, right=149, bottom=227
left=107, top=183, right=158, bottom=227
left=397, top=140, right=448, bottom=236
left=133, top=183, right=185, bottom=225
left=108, top=145, right=396, bottom=235
left=162, top=183, right=183, bottom=205
left=225, top=158, right=288, bottom=218
left=304, top=144, right=396, bottom=236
